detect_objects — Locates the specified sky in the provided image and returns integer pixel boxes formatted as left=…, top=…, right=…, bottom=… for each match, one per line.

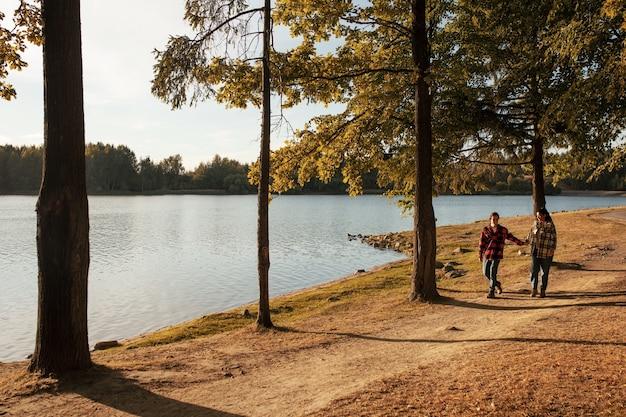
left=0, top=0, right=341, bottom=169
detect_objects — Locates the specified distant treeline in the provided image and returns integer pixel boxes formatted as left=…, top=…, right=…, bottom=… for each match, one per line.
left=0, top=143, right=623, bottom=194
left=0, top=143, right=254, bottom=194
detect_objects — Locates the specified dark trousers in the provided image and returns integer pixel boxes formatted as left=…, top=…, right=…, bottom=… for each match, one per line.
left=530, top=255, right=553, bottom=290
left=482, top=259, right=500, bottom=290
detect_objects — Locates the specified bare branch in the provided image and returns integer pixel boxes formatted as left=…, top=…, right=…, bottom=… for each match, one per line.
left=192, top=7, right=264, bottom=45
left=286, top=67, right=411, bottom=86
left=341, top=15, right=411, bottom=37
left=450, top=155, right=532, bottom=166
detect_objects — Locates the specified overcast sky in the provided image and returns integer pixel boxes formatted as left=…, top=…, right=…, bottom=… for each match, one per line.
left=0, top=0, right=340, bottom=169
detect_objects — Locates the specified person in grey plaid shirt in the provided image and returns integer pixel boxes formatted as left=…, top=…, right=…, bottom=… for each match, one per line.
left=526, top=207, right=557, bottom=298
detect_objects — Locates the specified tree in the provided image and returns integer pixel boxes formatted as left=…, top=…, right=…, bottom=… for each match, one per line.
left=29, top=0, right=91, bottom=374
left=260, top=0, right=462, bottom=301
left=191, top=155, right=249, bottom=190
left=408, top=0, right=438, bottom=301
left=159, top=154, right=185, bottom=190
left=0, top=0, right=41, bottom=100
left=138, top=157, right=163, bottom=191
left=450, top=0, right=625, bottom=213
left=544, top=0, right=626, bottom=182
left=0, top=145, right=42, bottom=192
left=85, top=143, right=139, bottom=192
left=152, top=0, right=274, bottom=328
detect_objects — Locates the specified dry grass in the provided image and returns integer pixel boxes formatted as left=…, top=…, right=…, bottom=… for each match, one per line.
left=308, top=293, right=626, bottom=417
left=123, top=261, right=411, bottom=349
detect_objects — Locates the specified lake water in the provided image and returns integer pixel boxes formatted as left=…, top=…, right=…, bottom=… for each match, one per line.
left=1, top=194, right=624, bottom=361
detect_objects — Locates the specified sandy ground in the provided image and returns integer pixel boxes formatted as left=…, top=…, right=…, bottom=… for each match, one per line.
left=0, top=208, right=624, bottom=417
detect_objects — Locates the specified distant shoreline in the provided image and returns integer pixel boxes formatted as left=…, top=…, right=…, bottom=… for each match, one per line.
left=1, top=189, right=624, bottom=197
left=558, top=190, right=626, bottom=197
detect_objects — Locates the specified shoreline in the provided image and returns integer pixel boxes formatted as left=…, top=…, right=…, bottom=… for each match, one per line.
left=1, top=189, right=624, bottom=197
left=100, top=206, right=625, bottom=352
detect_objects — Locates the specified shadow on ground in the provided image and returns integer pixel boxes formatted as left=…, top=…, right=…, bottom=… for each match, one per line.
left=544, top=290, right=626, bottom=299
left=58, top=365, right=244, bottom=417
left=436, top=295, right=626, bottom=311
left=284, top=328, right=626, bottom=348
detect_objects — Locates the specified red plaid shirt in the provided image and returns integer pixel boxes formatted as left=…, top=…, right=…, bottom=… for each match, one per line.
left=479, top=224, right=524, bottom=260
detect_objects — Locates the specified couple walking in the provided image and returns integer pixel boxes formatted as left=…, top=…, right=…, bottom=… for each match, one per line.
left=478, top=208, right=557, bottom=299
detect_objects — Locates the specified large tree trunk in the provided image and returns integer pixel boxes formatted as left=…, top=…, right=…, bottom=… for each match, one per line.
left=408, top=0, right=439, bottom=302
left=531, top=135, right=546, bottom=214
left=256, top=0, right=273, bottom=329
left=29, top=0, right=91, bottom=374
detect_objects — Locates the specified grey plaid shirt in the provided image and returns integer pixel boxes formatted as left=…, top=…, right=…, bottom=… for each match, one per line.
left=527, top=220, right=557, bottom=258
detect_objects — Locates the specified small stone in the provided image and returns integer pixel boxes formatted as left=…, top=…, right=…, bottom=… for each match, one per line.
left=452, top=247, right=470, bottom=254
left=446, top=326, right=463, bottom=331
left=435, top=261, right=444, bottom=269
left=517, top=249, right=527, bottom=256
left=223, top=372, right=234, bottom=378
left=94, top=340, right=121, bottom=351
left=356, top=269, right=366, bottom=273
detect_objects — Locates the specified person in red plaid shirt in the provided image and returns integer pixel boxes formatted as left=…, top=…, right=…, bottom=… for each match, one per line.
left=526, top=208, right=557, bottom=298
left=479, top=212, right=526, bottom=298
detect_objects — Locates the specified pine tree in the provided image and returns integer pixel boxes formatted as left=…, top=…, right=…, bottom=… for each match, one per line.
left=450, top=0, right=625, bottom=212
left=152, top=0, right=274, bottom=328
left=29, top=0, right=91, bottom=374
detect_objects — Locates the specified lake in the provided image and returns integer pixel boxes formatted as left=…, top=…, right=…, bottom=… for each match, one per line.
left=1, top=194, right=624, bottom=361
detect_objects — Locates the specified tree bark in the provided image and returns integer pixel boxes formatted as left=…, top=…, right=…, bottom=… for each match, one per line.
left=408, top=0, right=439, bottom=302
left=29, top=0, right=91, bottom=374
left=531, top=135, right=546, bottom=214
left=256, top=0, right=273, bottom=329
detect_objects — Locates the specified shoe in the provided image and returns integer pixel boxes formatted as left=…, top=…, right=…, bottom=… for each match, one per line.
left=531, top=288, right=538, bottom=298
left=539, top=288, right=546, bottom=298
left=496, top=282, right=503, bottom=294
left=487, top=291, right=496, bottom=299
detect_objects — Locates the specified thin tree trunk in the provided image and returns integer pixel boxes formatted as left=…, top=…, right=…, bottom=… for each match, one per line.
left=29, top=0, right=91, bottom=374
left=256, top=0, right=273, bottom=329
left=409, top=0, right=439, bottom=302
left=531, top=135, right=546, bottom=214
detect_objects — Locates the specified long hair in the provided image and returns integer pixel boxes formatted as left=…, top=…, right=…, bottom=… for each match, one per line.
left=538, top=207, right=552, bottom=223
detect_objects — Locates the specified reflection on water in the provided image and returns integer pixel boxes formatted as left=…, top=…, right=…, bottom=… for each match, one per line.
left=0, top=194, right=624, bottom=361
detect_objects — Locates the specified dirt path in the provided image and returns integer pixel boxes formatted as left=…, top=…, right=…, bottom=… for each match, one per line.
left=1, top=208, right=624, bottom=417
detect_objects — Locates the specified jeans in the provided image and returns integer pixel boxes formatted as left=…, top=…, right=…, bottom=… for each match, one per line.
left=482, top=259, right=500, bottom=290
left=530, top=255, right=553, bottom=290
